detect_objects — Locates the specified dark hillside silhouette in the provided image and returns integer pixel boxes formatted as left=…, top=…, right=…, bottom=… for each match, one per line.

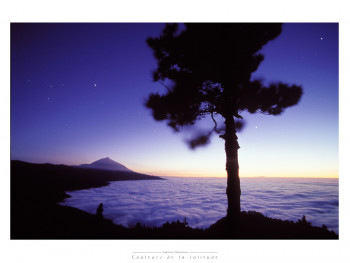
left=11, top=161, right=336, bottom=239
left=146, top=23, right=303, bottom=222
left=11, top=160, right=162, bottom=238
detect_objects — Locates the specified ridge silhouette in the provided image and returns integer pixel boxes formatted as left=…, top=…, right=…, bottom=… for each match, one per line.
left=11, top=161, right=337, bottom=239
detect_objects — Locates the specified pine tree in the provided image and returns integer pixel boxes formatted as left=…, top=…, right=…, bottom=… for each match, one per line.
left=146, top=23, right=303, bottom=221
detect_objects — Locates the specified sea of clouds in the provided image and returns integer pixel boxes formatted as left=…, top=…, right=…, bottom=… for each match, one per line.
left=60, top=177, right=338, bottom=233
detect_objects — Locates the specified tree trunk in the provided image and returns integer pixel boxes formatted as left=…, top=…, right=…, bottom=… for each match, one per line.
left=224, top=115, right=241, bottom=220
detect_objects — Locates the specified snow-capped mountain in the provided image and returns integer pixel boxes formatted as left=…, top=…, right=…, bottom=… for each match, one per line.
left=79, top=157, right=133, bottom=172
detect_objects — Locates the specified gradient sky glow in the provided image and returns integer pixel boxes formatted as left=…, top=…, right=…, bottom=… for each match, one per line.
left=10, top=23, right=338, bottom=178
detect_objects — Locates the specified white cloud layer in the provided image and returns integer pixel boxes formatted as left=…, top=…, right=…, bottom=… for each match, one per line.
left=61, top=177, right=338, bottom=233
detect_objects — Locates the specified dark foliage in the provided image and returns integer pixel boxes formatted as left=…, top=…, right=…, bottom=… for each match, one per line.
left=146, top=23, right=303, bottom=137
left=145, top=23, right=303, bottom=219
left=207, top=211, right=337, bottom=239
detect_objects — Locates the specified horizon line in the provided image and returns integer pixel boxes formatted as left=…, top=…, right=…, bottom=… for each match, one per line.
left=157, top=175, right=339, bottom=179
left=10, top=159, right=338, bottom=179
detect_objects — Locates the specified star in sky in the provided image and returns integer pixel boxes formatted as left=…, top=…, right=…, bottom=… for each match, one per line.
left=10, top=23, right=338, bottom=178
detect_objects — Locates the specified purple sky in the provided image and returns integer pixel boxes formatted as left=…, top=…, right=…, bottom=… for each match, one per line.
left=10, top=23, right=338, bottom=178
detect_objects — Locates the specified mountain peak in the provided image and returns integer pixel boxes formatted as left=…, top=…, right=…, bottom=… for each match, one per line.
left=79, top=157, right=133, bottom=172
left=93, top=157, right=112, bottom=163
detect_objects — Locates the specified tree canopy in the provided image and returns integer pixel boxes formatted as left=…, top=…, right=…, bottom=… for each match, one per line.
left=146, top=23, right=303, bottom=219
left=146, top=23, right=303, bottom=145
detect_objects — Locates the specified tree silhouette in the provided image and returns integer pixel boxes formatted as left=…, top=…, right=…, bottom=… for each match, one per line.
left=146, top=23, right=302, bottom=221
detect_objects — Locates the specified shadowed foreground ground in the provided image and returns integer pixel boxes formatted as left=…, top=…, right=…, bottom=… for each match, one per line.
left=11, top=161, right=338, bottom=239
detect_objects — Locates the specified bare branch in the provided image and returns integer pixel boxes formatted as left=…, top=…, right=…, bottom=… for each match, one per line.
left=210, top=112, right=218, bottom=132
left=158, top=80, right=171, bottom=92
